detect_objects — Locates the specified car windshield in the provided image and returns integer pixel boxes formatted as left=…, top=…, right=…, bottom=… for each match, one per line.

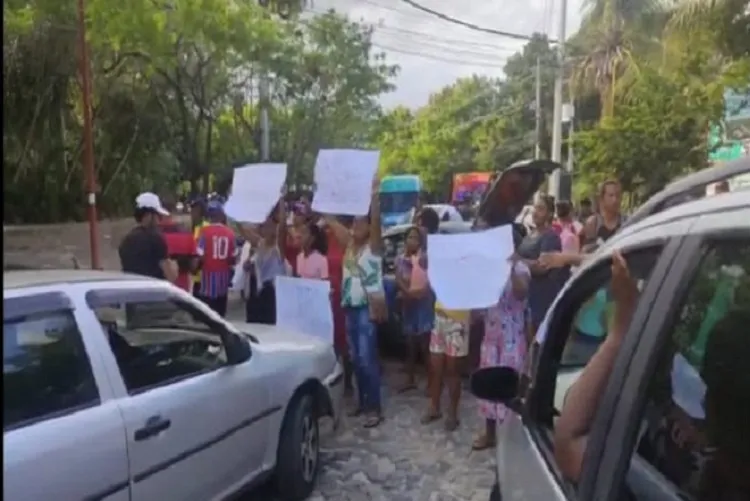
left=380, top=192, right=418, bottom=214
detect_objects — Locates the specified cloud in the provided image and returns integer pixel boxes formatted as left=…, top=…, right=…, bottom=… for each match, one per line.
left=310, top=0, right=584, bottom=108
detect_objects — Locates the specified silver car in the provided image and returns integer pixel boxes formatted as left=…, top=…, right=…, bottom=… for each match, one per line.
left=472, top=157, right=750, bottom=501
left=3, top=270, right=344, bottom=501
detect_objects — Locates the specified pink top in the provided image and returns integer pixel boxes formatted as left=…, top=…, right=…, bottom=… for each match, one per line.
left=296, top=251, right=329, bottom=280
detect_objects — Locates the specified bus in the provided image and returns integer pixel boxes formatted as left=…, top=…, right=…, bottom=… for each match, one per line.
left=379, top=175, right=422, bottom=228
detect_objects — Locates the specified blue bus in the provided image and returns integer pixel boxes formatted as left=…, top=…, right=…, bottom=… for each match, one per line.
left=379, top=175, right=422, bottom=228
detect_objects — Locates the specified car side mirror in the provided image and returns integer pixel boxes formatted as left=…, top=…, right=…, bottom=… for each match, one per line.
left=225, top=333, right=252, bottom=365
left=470, top=367, right=521, bottom=403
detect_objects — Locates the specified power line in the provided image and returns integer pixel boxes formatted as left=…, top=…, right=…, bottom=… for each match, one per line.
left=398, top=0, right=557, bottom=43
left=307, top=7, right=523, bottom=59
left=373, top=32, right=519, bottom=60
left=371, top=43, right=509, bottom=68
left=375, top=24, right=522, bottom=53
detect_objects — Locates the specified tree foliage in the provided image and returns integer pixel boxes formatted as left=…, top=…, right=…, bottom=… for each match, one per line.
left=3, top=1, right=397, bottom=223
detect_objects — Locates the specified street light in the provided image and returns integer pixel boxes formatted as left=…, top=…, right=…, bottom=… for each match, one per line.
left=76, top=0, right=101, bottom=269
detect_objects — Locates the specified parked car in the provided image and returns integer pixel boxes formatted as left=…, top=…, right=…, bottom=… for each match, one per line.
left=471, top=156, right=750, bottom=501
left=378, top=159, right=560, bottom=358
left=3, top=270, right=344, bottom=501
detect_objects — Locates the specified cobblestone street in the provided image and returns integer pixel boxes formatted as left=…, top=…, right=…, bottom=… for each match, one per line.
left=247, top=372, right=496, bottom=501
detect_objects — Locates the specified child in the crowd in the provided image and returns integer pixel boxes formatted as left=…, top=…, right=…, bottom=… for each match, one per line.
left=296, top=221, right=329, bottom=280
left=422, top=300, right=470, bottom=431
left=395, top=226, right=434, bottom=393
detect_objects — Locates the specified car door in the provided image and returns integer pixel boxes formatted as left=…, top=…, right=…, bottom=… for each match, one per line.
left=3, top=291, right=129, bottom=501
left=83, top=286, right=274, bottom=501
left=590, top=207, right=750, bottom=501
left=492, top=219, right=690, bottom=501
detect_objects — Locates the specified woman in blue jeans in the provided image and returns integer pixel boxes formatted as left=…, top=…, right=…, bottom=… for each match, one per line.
left=323, top=178, right=384, bottom=428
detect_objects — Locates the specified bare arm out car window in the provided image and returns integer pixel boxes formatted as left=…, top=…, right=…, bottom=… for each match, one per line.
left=630, top=241, right=750, bottom=501
left=550, top=249, right=663, bottom=414
left=4, top=311, right=99, bottom=430
left=94, top=299, right=227, bottom=394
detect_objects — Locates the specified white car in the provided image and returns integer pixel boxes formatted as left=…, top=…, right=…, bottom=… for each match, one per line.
left=3, top=270, right=344, bottom=501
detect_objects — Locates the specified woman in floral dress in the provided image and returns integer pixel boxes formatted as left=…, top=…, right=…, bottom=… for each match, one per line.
left=473, top=257, right=531, bottom=450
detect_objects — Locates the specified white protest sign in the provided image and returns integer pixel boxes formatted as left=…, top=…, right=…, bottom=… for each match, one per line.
left=311, top=149, right=379, bottom=216
left=224, top=163, right=287, bottom=223
left=275, top=276, right=334, bottom=345
left=427, top=225, right=515, bottom=310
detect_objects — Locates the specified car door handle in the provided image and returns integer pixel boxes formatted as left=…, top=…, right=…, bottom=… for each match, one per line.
left=134, top=415, right=171, bottom=441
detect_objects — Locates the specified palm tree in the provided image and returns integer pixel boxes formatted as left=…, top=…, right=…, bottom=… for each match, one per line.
left=571, top=0, right=670, bottom=119
left=669, top=0, right=750, bottom=58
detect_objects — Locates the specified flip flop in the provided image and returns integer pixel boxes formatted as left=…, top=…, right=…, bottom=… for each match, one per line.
left=396, top=382, right=418, bottom=394
left=363, top=414, right=383, bottom=428
left=444, top=417, right=460, bottom=432
left=471, top=435, right=496, bottom=451
left=420, top=411, right=443, bottom=425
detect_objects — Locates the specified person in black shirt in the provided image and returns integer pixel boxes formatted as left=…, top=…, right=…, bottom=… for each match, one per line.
left=119, top=192, right=178, bottom=282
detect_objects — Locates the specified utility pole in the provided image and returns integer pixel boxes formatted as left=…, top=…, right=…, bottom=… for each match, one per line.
left=259, top=76, right=271, bottom=161
left=534, top=56, right=542, bottom=160
left=258, top=0, right=271, bottom=162
left=549, top=0, right=568, bottom=199
left=76, top=0, right=101, bottom=269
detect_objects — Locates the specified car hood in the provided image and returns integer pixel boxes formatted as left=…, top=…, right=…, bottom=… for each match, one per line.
left=477, top=159, right=560, bottom=227
left=230, top=321, right=328, bottom=353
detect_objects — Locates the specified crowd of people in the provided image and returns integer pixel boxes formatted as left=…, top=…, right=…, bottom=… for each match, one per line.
left=116, top=178, right=627, bottom=437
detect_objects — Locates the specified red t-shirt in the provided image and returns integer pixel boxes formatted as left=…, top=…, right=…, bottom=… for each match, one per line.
left=326, top=229, right=344, bottom=293
left=196, top=224, right=237, bottom=298
left=159, top=219, right=195, bottom=292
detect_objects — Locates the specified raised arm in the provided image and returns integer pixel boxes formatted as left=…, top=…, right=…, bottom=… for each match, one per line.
left=323, top=215, right=351, bottom=248
left=276, top=198, right=287, bottom=251
left=369, top=177, right=382, bottom=255
left=237, top=224, right=261, bottom=248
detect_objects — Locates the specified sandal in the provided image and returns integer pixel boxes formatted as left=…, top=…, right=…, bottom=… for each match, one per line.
left=420, top=411, right=443, bottom=425
left=363, top=414, right=383, bottom=428
left=471, top=434, right=496, bottom=451
left=444, top=416, right=460, bottom=432
left=397, top=381, right=418, bottom=394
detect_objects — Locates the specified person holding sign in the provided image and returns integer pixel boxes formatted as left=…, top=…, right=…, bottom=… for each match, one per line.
left=473, top=250, right=531, bottom=451
left=239, top=198, right=289, bottom=325
left=323, top=178, right=385, bottom=429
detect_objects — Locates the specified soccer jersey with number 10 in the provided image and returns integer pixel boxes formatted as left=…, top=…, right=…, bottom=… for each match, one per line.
left=196, top=223, right=237, bottom=298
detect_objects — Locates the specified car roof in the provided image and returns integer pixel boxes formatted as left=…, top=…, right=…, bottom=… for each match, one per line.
left=625, top=156, right=750, bottom=228
left=3, top=269, right=151, bottom=290
left=605, top=189, right=750, bottom=250
left=383, top=220, right=471, bottom=237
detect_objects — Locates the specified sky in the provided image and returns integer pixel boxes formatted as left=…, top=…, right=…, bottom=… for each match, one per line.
left=308, top=0, right=586, bottom=108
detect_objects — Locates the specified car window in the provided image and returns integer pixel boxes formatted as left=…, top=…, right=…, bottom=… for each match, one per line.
left=628, top=240, right=750, bottom=501
left=92, top=297, right=227, bottom=394
left=546, top=247, right=665, bottom=415
left=4, top=310, right=99, bottom=430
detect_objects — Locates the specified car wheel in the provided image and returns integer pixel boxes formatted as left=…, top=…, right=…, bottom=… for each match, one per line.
left=275, top=394, right=319, bottom=500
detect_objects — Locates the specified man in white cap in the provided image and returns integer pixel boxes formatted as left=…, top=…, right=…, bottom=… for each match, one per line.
left=118, top=192, right=178, bottom=282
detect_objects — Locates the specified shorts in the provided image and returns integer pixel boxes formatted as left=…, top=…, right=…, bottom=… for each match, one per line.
left=402, top=299, right=435, bottom=336
left=430, top=314, right=468, bottom=358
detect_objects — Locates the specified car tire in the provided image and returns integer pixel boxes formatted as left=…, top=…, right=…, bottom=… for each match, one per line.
left=275, top=394, right=319, bottom=501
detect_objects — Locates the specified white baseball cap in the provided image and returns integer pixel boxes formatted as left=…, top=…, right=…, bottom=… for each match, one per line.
left=135, top=192, right=169, bottom=216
